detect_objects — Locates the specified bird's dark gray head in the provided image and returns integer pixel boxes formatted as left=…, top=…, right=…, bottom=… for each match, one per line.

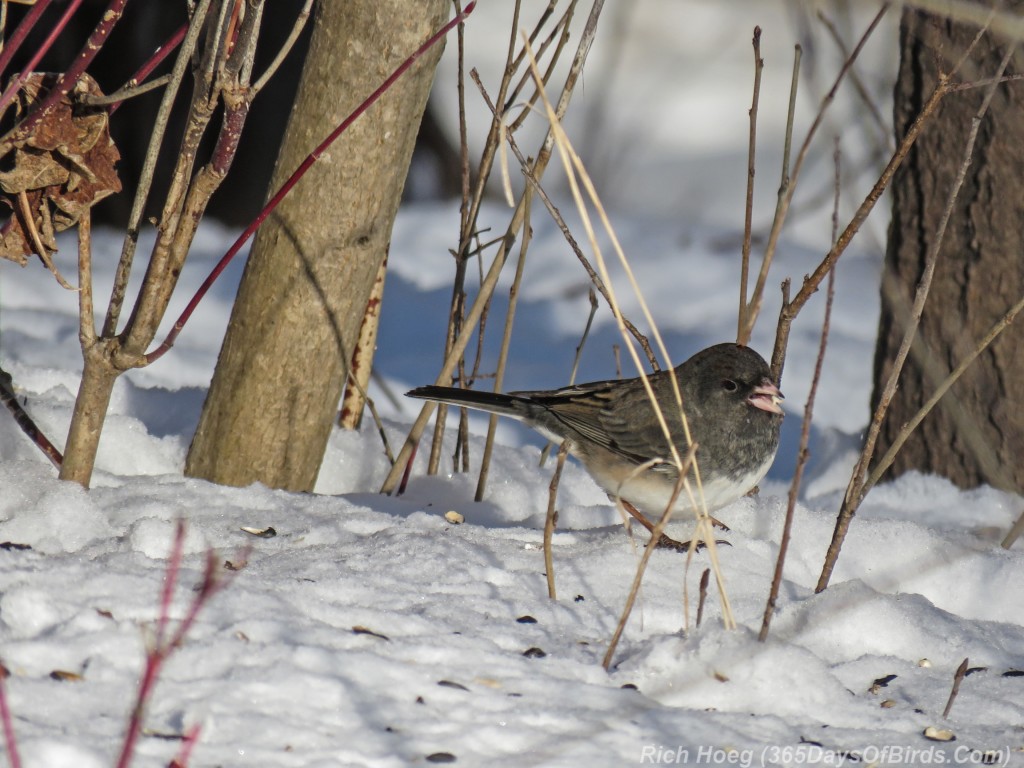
left=681, top=343, right=784, bottom=419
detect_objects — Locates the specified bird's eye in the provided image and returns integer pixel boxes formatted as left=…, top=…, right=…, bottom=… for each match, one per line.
left=721, top=379, right=738, bottom=392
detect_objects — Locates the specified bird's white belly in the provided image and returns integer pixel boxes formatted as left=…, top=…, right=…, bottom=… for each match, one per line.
left=596, top=450, right=776, bottom=517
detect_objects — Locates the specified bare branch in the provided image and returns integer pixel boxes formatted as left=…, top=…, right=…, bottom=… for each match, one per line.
left=737, top=26, right=763, bottom=344
left=816, top=34, right=1014, bottom=593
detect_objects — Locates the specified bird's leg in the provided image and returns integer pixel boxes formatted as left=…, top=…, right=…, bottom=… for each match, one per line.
left=620, top=500, right=730, bottom=553
left=620, top=500, right=693, bottom=551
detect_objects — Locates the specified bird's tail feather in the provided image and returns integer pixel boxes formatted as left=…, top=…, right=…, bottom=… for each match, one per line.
left=406, top=385, right=528, bottom=419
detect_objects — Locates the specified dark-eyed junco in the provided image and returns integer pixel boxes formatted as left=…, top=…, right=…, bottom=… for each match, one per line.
left=407, top=343, right=784, bottom=548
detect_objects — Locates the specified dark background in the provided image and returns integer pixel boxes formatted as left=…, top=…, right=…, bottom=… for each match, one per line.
left=4, top=1, right=458, bottom=227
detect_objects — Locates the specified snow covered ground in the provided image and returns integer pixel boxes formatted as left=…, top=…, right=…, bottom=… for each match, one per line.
left=2, top=2, right=1023, bottom=767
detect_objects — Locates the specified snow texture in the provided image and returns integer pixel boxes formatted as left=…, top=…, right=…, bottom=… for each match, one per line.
left=1, top=2, right=1022, bottom=767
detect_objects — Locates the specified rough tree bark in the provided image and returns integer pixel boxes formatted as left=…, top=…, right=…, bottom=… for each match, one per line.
left=872, top=3, right=1024, bottom=492
left=185, top=0, right=449, bottom=490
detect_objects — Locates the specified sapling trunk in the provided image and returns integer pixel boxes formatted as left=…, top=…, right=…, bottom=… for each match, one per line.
left=58, top=344, right=119, bottom=485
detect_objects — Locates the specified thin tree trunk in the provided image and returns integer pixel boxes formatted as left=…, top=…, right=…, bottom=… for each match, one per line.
left=873, top=3, right=1024, bottom=492
left=59, top=343, right=119, bottom=484
left=186, top=0, right=449, bottom=490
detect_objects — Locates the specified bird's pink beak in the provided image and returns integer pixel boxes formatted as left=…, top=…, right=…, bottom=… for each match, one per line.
left=749, top=379, right=784, bottom=415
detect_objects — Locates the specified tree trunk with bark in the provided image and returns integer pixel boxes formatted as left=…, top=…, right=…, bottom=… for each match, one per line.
left=185, top=0, right=449, bottom=490
left=873, top=3, right=1024, bottom=492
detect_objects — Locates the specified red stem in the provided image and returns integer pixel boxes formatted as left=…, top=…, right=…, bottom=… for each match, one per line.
left=1, top=371, right=64, bottom=469
left=12, top=0, right=130, bottom=139
left=0, top=0, right=85, bottom=118
left=170, top=723, right=203, bottom=767
left=0, top=0, right=54, bottom=84
left=115, top=524, right=235, bottom=768
left=0, top=672, right=22, bottom=768
left=109, top=22, right=189, bottom=115
left=145, top=1, right=477, bottom=363
left=116, top=651, right=163, bottom=768
left=155, top=519, right=187, bottom=646
left=114, top=520, right=185, bottom=768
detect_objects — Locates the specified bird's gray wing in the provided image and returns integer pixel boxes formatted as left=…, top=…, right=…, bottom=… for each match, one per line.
left=515, top=373, right=688, bottom=472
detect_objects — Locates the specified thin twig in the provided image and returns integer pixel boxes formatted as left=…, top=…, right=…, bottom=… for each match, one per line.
left=105, top=22, right=188, bottom=116
left=476, top=191, right=533, bottom=500
left=381, top=0, right=606, bottom=496
left=942, top=658, right=969, bottom=719
left=747, top=5, right=890, bottom=345
left=737, top=26, right=763, bottom=343
left=475, top=75, right=658, bottom=370
left=429, top=0, right=522, bottom=476
left=455, top=0, right=471, bottom=217
left=0, top=367, right=63, bottom=469
left=949, top=71, right=1024, bottom=90
left=868, top=290, right=1024, bottom=504
left=0, top=0, right=67, bottom=120
left=817, top=30, right=1013, bottom=593
left=79, top=74, right=172, bottom=107
left=771, top=75, right=949, bottom=383
left=740, top=42, right=799, bottom=348
left=250, top=0, right=314, bottom=95
left=506, top=1, right=578, bottom=133
left=146, top=3, right=476, bottom=362
left=541, top=287, right=599, bottom=466
left=104, top=0, right=213, bottom=336
left=759, top=141, right=841, bottom=643
left=817, top=9, right=891, bottom=147
left=544, top=441, right=569, bottom=600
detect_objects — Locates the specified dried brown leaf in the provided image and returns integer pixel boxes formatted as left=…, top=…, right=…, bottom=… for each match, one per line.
left=0, top=73, right=121, bottom=274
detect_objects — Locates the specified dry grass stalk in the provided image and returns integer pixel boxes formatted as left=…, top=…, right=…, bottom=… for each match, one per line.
left=540, top=288, right=599, bottom=467
left=1003, top=506, right=1024, bottom=549
left=476, top=193, right=534, bottom=501
left=492, top=117, right=658, bottom=369
left=427, top=0, right=582, bottom=477
left=602, top=449, right=696, bottom=670
left=380, top=0, right=606, bottom=496
left=518, top=35, right=737, bottom=660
